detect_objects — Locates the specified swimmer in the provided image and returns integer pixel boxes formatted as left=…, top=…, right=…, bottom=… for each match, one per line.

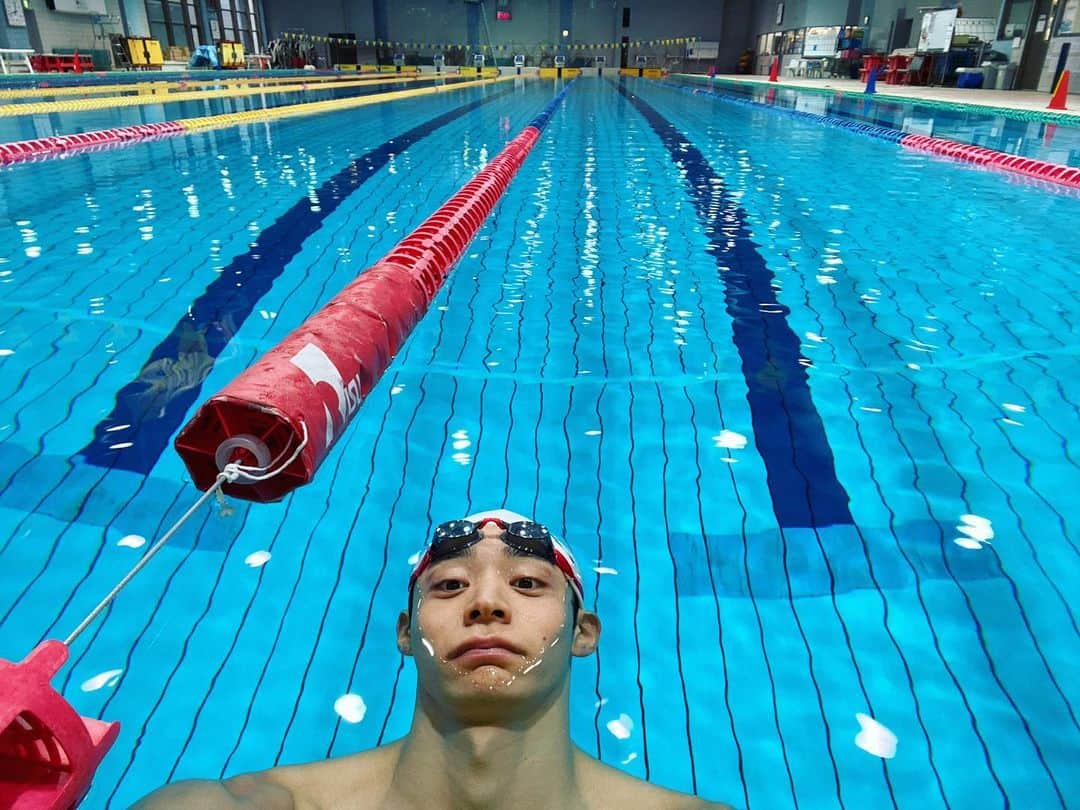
left=134, top=509, right=733, bottom=809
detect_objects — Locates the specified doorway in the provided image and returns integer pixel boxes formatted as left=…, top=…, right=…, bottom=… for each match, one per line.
left=1006, top=0, right=1053, bottom=90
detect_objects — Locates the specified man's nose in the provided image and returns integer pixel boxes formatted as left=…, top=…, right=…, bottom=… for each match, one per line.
left=465, top=572, right=510, bottom=623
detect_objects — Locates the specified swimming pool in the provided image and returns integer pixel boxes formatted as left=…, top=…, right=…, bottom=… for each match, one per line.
left=0, top=76, right=1078, bottom=808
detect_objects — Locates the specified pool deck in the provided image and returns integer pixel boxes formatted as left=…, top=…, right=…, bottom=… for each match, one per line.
left=699, top=73, right=1080, bottom=120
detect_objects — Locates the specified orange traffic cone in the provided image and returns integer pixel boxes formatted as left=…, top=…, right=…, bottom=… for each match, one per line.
left=768, top=56, right=779, bottom=82
left=73, top=48, right=82, bottom=74
left=1048, top=69, right=1069, bottom=110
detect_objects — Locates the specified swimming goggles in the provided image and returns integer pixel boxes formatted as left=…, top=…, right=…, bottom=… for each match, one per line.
left=409, top=516, right=585, bottom=607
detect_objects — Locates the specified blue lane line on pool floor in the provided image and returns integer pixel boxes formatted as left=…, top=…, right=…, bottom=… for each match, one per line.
left=617, top=82, right=853, bottom=529
left=80, top=86, right=513, bottom=475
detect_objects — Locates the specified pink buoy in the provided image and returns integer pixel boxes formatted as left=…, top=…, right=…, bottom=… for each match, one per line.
left=0, top=641, right=119, bottom=810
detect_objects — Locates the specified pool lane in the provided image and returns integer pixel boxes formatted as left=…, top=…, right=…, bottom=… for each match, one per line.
left=0, top=75, right=484, bottom=144
left=0, top=73, right=385, bottom=101
left=0, top=74, right=467, bottom=118
left=616, top=80, right=853, bottom=529
left=79, top=84, right=516, bottom=475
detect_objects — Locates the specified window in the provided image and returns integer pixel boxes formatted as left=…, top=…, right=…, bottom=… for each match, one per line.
left=207, top=0, right=262, bottom=51
left=1055, top=0, right=1080, bottom=34
left=146, top=0, right=261, bottom=51
left=145, top=0, right=199, bottom=49
left=187, top=3, right=200, bottom=46
left=997, top=0, right=1034, bottom=39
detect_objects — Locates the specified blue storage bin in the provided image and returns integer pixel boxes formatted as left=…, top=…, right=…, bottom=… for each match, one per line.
left=956, top=69, right=983, bottom=88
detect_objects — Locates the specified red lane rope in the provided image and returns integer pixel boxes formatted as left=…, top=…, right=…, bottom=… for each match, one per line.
left=0, top=122, right=183, bottom=165
left=898, top=133, right=1080, bottom=187
left=175, top=86, right=573, bottom=502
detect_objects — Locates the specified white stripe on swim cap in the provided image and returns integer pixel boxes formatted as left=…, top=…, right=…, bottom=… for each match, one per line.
left=465, top=508, right=531, bottom=524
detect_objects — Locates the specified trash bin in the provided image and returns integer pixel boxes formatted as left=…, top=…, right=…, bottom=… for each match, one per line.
left=997, top=62, right=1018, bottom=89
left=980, top=63, right=998, bottom=89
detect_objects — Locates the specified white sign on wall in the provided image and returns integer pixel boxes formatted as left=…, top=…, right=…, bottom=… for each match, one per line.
left=4, top=0, right=26, bottom=27
left=917, top=8, right=958, bottom=53
left=804, top=26, right=840, bottom=56
left=48, top=0, right=109, bottom=15
left=687, top=40, right=719, bottom=59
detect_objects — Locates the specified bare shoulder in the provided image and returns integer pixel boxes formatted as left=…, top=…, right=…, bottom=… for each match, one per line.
left=255, top=741, right=401, bottom=809
left=575, top=750, right=735, bottom=810
left=133, top=744, right=400, bottom=810
left=131, top=774, right=294, bottom=809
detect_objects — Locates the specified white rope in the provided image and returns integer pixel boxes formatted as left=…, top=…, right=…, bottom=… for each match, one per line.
left=62, top=421, right=309, bottom=647
left=224, top=420, right=308, bottom=482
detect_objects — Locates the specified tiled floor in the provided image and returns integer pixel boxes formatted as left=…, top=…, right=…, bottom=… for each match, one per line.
left=707, top=73, right=1080, bottom=119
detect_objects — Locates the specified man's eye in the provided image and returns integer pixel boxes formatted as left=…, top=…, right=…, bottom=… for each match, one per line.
left=433, top=579, right=466, bottom=592
left=513, top=576, right=542, bottom=590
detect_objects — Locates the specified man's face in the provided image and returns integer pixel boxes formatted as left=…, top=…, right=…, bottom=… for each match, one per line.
left=397, top=524, right=598, bottom=720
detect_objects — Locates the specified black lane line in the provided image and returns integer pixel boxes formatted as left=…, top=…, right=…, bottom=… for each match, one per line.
left=80, top=85, right=514, bottom=475
left=615, top=82, right=852, bottom=529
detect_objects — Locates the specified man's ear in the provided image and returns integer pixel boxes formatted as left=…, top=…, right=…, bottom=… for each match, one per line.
left=396, top=610, right=412, bottom=656
left=571, top=611, right=601, bottom=657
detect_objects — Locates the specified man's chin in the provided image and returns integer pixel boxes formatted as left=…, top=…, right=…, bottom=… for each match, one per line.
left=433, top=660, right=546, bottom=704
left=457, top=661, right=523, bottom=688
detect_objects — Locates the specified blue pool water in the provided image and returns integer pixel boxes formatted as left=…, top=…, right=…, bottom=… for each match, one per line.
left=0, top=77, right=1078, bottom=808
left=680, top=76, right=1080, bottom=167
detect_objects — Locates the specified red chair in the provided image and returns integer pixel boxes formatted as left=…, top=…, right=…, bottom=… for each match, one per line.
left=883, top=54, right=907, bottom=83
left=858, top=54, right=884, bottom=82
